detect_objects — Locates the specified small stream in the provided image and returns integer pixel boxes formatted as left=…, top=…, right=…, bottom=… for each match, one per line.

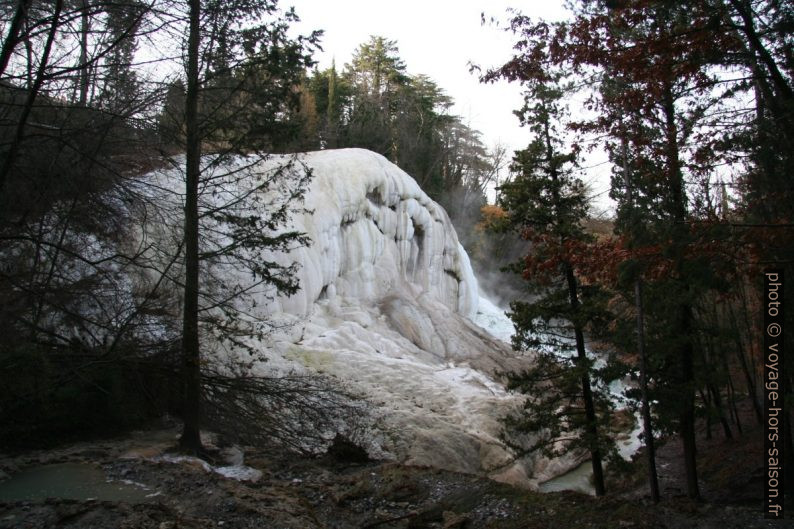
left=0, top=463, right=153, bottom=502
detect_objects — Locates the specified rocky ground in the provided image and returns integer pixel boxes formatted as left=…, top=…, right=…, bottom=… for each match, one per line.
left=0, top=407, right=790, bottom=529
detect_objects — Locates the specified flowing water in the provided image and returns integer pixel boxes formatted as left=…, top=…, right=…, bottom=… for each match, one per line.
left=475, top=294, right=645, bottom=496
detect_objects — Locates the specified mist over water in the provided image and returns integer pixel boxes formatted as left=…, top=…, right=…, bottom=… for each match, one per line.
left=473, top=293, right=515, bottom=344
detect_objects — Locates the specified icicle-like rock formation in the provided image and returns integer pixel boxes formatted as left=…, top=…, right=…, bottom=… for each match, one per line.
left=266, top=149, right=478, bottom=320
left=247, top=149, right=541, bottom=485
left=145, top=148, right=546, bottom=486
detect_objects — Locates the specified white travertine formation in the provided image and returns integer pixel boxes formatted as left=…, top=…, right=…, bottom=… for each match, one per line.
left=264, top=148, right=478, bottom=320
left=251, top=149, right=542, bottom=485
left=146, top=148, right=553, bottom=486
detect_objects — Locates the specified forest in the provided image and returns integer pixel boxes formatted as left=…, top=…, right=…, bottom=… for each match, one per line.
left=0, top=0, right=792, bottom=528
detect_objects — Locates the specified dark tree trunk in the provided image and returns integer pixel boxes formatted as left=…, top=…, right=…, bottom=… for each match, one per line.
left=565, top=265, right=606, bottom=497
left=702, top=328, right=732, bottom=440
left=663, top=82, right=700, bottom=500
left=78, top=0, right=90, bottom=106
left=707, top=382, right=733, bottom=440
left=0, top=0, right=62, bottom=196
left=679, top=305, right=700, bottom=499
left=621, top=121, right=660, bottom=502
left=543, top=108, right=606, bottom=496
left=699, top=387, right=712, bottom=441
left=635, top=279, right=660, bottom=502
left=179, top=0, right=203, bottom=455
left=725, top=367, right=743, bottom=435
left=728, top=0, right=794, bottom=104
left=540, top=110, right=606, bottom=496
left=716, top=329, right=743, bottom=435
left=0, top=0, right=31, bottom=79
left=729, top=304, right=763, bottom=425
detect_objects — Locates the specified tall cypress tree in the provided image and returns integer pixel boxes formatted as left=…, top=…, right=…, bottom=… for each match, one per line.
left=498, top=79, right=614, bottom=496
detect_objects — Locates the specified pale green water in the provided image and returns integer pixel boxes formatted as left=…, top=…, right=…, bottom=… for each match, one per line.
left=538, top=461, right=595, bottom=495
left=0, top=463, right=153, bottom=502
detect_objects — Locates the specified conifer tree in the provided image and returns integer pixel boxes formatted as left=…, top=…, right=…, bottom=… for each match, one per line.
left=326, top=58, right=338, bottom=146
left=176, top=0, right=318, bottom=454
left=342, top=36, right=408, bottom=158
left=497, top=79, right=614, bottom=497
left=98, top=0, right=146, bottom=112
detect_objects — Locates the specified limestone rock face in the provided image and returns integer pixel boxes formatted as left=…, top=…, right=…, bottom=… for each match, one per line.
left=252, top=149, right=536, bottom=483
left=263, top=148, right=478, bottom=320
left=148, top=148, right=539, bottom=485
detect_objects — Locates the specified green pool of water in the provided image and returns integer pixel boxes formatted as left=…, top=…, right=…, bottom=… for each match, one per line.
left=0, top=463, right=154, bottom=502
left=538, top=460, right=595, bottom=495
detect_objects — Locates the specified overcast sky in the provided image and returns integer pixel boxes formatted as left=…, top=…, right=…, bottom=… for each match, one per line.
left=289, top=1, right=614, bottom=213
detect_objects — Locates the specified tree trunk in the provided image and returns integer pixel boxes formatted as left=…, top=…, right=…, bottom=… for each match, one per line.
left=662, top=82, right=700, bottom=500
left=679, top=311, right=699, bottom=499
left=699, top=387, right=712, bottom=440
left=78, top=0, right=90, bottom=106
left=729, top=303, right=763, bottom=424
left=0, top=0, right=31, bottom=79
left=179, top=0, right=203, bottom=455
left=728, top=0, right=794, bottom=104
left=702, top=327, right=732, bottom=440
left=635, top=279, right=660, bottom=502
left=621, top=119, right=660, bottom=502
left=537, top=109, right=606, bottom=496
left=707, top=382, right=733, bottom=440
left=724, top=364, right=743, bottom=435
left=565, top=265, right=606, bottom=497
left=0, top=0, right=62, bottom=196
left=326, top=60, right=337, bottom=147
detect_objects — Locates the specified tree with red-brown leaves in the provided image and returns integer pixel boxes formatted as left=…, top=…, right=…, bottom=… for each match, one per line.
left=486, top=0, right=794, bottom=500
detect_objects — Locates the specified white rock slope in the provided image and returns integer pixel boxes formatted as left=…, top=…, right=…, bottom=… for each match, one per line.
left=147, top=148, right=539, bottom=486
left=264, top=148, right=478, bottom=320
left=246, top=149, right=538, bottom=485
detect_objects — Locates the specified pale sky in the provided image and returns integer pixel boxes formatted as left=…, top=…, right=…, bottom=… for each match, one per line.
left=289, top=1, right=614, bottom=213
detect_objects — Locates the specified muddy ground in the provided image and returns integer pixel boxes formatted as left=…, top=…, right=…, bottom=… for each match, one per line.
left=0, top=420, right=789, bottom=529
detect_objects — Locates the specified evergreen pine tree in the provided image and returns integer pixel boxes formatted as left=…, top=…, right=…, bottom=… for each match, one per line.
left=498, top=79, right=615, bottom=496
left=98, top=0, right=146, bottom=112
